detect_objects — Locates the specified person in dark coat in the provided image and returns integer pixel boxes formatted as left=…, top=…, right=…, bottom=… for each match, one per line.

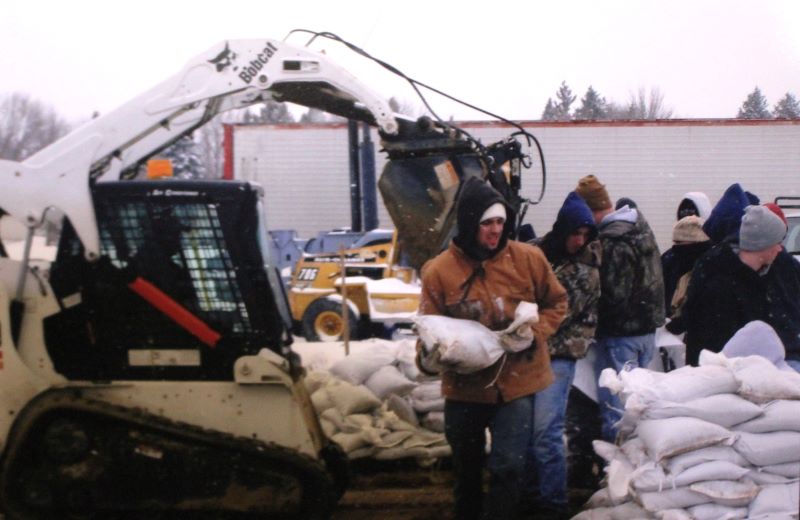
left=676, top=205, right=796, bottom=366
left=660, top=216, right=711, bottom=316
left=575, top=175, right=665, bottom=442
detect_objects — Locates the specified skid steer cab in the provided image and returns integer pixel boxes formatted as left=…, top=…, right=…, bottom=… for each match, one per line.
left=289, top=230, right=419, bottom=341
left=0, top=180, right=347, bottom=518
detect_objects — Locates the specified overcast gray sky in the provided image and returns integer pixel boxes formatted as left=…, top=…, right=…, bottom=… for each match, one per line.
left=2, top=0, right=798, bottom=123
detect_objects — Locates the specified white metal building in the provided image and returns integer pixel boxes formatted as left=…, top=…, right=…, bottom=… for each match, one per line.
left=225, top=119, right=800, bottom=251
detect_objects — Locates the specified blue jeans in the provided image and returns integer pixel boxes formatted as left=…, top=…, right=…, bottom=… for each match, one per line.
left=787, top=359, right=800, bottom=373
left=529, top=358, right=576, bottom=510
left=594, top=334, right=655, bottom=442
left=445, top=396, right=533, bottom=520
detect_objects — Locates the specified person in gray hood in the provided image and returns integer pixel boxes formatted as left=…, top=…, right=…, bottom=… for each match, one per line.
left=575, top=175, right=665, bottom=442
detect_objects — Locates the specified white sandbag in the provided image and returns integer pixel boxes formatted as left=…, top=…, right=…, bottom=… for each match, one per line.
left=763, top=462, right=800, bottom=479
left=348, top=446, right=376, bottom=459
left=734, top=400, right=800, bottom=433
left=607, top=454, right=635, bottom=504
left=620, top=437, right=650, bottom=468
left=734, top=431, right=800, bottom=466
left=413, top=314, right=504, bottom=373
left=643, top=393, right=763, bottom=428
left=344, top=413, right=374, bottom=429
left=654, top=509, right=692, bottom=520
left=620, top=365, right=738, bottom=405
left=665, top=446, right=750, bottom=475
left=321, top=407, right=360, bottom=434
left=729, top=355, right=800, bottom=403
left=364, top=365, right=417, bottom=400
left=689, top=480, right=760, bottom=507
left=420, top=411, right=445, bottom=433
left=304, top=370, right=331, bottom=394
left=373, top=430, right=414, bottom=449
left=585, top=487, right=614, bottom=509
left=319, top=417, right=337, bottom=438
left=688, top=503, right=748, bottom=520
left=311, top=386, right=334, bottom=412
left=630, top=463, right=669, bottom=492
left=395, top=338, right=423, bottom=381
left=571, top=507, right=612, bottom=520
left=593, top=439, right=621, bottom=463
left=636, top=487, right=709, bottom=512
left=673, top=461, right=751, bottom=488
left=608, top=501, right=652, bottom=519
left=411, top=397, right=445, bottom=413
left=633, top=461, right=750, bottom=492
left=410, top=380, right=442, bottom=401
left=747, top=469, right=799, bottom=485
left=329, top=345, right=398, bottom=385
left=636, top=417, right=734, bottom=461
left=332, top=431, right=369, bottom=453
left=327, top=380, right=382, bottom=415
left=747, top=482, right=800, bottom=519
left=373, top=445, right=430, bottom=460
left=402, top=430, right=446, bottom=449
left=374, top=409, right=418, bottom=432
left=422, top=444, right=452, bottom=460
left=385, top=394, right=419, bottom=426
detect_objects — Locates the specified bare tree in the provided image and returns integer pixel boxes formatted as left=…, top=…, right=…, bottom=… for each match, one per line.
left=0, top=92, right=71, bottom=160
left=607, top=87, right=673, bottom=119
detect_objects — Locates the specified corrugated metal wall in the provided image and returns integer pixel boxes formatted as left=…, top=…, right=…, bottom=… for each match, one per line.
left=231, top=120, right=800, bottom=251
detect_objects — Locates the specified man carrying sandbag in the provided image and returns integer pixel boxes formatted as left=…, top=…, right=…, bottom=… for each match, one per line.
left=416, top=176, right=567, bottom=520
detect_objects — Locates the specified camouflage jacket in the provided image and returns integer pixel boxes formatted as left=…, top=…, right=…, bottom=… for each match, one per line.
left=597, top=211, right=666, bottom=337
left=533, top=239, right=601, bottom=359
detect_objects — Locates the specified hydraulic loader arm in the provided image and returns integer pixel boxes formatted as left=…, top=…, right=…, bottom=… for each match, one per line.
left=0, top=38, right=398, bottom=260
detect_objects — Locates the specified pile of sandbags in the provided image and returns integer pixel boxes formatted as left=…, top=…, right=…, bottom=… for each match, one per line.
left=573, top=350, right=800, bottom=519
left=302, top=338, right=451, bottom=462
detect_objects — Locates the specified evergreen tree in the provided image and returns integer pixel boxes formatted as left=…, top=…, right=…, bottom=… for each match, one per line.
left=161, top=135, right=206, bottom=179
left=574, top=86, right=608, bottom=120
left=541, top=81, right=576, bottom=121
left=737, top=87, right=771, bottom=119
left=554, top=81, right=576, bottom=120
left=773, top=92, right=800, bottom=119
left=541, top=98, right=559, bottom=120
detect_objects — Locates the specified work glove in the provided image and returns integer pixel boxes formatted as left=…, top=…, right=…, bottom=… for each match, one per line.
left=500, top=301, right=539, bottom=353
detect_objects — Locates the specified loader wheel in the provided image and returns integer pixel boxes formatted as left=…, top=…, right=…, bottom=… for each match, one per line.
left=302, top=298, right=358, bottom=342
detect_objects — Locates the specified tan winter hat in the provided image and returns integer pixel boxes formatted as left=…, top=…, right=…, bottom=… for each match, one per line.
left=575, top=175, right=612, bottom=211
left=673, top=216, right=709, bottom=243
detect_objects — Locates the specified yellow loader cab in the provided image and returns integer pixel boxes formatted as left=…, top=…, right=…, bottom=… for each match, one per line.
left=289, top=231, right=420, bottom=341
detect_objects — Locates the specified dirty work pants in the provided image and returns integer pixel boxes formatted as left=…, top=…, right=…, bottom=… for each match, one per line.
left=528, top=358, right=576, bottom=510
left=445, top=396, right=533, bottom=520
left=594, top=333, right=655, bottom=442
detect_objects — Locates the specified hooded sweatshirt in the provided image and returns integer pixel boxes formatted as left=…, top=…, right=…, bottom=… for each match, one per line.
left=418, top=177, right=568, bottom=403
left=533, top=192, right=601, bottom=359
left=677, top=192, right=712, bottom=220
left=703, top=184, right=760, bottom=244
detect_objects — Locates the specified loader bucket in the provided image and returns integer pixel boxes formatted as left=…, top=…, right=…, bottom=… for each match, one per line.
left=378, top=153, right=485, bottom=271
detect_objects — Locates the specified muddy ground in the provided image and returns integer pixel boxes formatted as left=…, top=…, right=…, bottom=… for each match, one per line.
left=331, top=459, right=595, bottom=520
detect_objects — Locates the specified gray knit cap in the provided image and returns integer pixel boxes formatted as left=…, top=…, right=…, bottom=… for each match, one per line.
left=739, top=205, right=787, bottom=251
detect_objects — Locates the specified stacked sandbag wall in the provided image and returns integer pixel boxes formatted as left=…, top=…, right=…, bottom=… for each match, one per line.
left=302, top=338, right=451, bottom=463
left=573, top=352, right=800, bottom=519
